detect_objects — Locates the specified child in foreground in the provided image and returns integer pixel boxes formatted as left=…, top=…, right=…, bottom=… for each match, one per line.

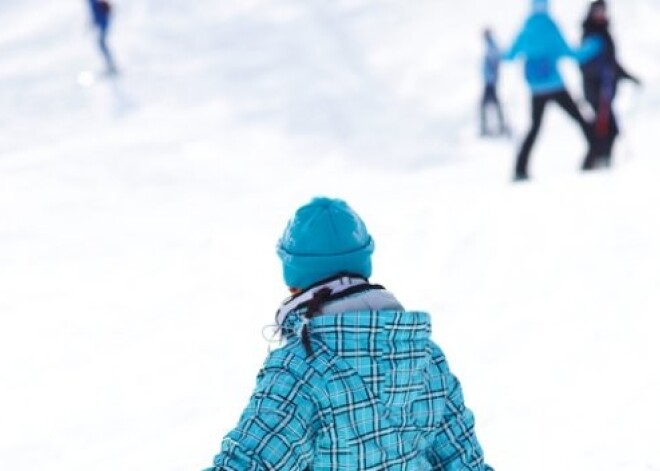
left=204, top=197, right=494, bottom=470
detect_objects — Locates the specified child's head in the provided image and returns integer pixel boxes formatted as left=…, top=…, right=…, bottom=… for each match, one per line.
left=277, top=197, right=374, bottom=291
left=588, top=0, right=608, bottom=23
left=532, top=0, right=549, bottom=13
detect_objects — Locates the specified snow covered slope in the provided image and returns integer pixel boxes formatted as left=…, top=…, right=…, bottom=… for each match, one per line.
left=1, top=1, right=659, bottom=470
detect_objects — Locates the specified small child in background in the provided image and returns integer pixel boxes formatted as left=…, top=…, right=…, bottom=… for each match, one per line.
left=480, top=28, right=510, bottom=137
left=204, top=197, right=494, bottom=470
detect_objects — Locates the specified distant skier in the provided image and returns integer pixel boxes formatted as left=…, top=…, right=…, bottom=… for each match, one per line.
left=86, top=0, right=118, bottom=75
left=480, top=28, right=510, bottom=137
left=204, top=197, right=494, bottom=470
left=579, top=0, right=641, bottom=170
left=503, top=0, right=594, bottom=181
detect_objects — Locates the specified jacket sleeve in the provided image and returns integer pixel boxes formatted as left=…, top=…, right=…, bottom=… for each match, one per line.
left=204, top=359, right=320, bottom=471
left=553, top=24, right=574, bottom=59
left=427, top=348, right=494, bottom=471
left=616, top=62, right=640, bottom=84
left=502, top=30, right=525, bottom=61
left=573, top=36, right=604, bottom=64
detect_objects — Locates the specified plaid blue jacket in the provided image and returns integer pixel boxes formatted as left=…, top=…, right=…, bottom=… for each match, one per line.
left=206, top=310, right=493, bottom=470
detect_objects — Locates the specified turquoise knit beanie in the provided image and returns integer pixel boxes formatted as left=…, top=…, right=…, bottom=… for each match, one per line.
left=277, top=197, right=375, bottom=289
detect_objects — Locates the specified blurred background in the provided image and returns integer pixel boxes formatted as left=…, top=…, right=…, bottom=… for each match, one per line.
left=1, top=1, right=659, bottom=470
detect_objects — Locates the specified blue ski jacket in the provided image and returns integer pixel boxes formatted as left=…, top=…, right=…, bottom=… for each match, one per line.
left=205, top=306, right=493, bottom=470
left=87, top=0, right=110, bottom=30
left=484, top=39, right=501, bottom=86
left=504, top=12, right=574, bottom=94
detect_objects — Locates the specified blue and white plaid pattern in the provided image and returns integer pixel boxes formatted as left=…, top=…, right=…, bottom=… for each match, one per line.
left=206, top=310, right=493, bottom=470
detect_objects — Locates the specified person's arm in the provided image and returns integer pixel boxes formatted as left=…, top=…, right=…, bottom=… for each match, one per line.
left=427, top=346, right=494, bottom=470
left=616, top=62, right=641, bottom=85
left=549, top=19, right=576, bottom=59
left=573, top=35, right=604, bottom=64
left=502, top=30, right=524, bottom=61
left=204, top=356, right=320, bottom=471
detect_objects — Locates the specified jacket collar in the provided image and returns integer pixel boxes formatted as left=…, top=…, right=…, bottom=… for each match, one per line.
left=276, top=275, right=373, bottom=326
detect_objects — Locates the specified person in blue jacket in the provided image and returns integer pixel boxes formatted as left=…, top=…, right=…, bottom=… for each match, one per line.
left=579, top=0, right=640, bottom=170
left=86, top=0, right=117, bottom=75
left=481, top=28, right=510, bottom=137
left=504, top=0, right=594, bottom=181
left=204, top=197, right=494, bottom=471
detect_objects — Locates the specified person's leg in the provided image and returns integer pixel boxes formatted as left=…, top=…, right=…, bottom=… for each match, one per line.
left=98, top=27, right=117, bottom=74
left=582, top=78, right=607, bottom=155
left=602, top=107, right=620, bottom=166
left=554, top=89, right=593, bottom=138
left=514, top=93, right=547, bottom=179
left=583, top=78, right=600, bottom=115
left=481, top=85, right=496, bottom=135
left=480, top=88, right=489, bottom=136
left=492, top=86, right=509, bottom=135
left=554, top=90, right=598, bottom=170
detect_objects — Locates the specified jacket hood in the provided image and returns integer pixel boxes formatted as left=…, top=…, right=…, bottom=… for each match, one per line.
left=284, top=309, right=433, bottom=411
left=521, top=13, right=566, bottom=59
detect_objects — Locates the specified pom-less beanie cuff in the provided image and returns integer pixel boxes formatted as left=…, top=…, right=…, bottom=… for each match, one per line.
left=278, top=238, right=374, bottom=290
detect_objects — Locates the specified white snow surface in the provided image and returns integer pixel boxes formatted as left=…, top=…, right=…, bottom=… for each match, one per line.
left=1, top=1, right=659, bottom=470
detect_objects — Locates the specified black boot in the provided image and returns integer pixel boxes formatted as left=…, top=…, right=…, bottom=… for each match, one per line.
left=513, top=171, right=530, bottom=182
left=582, top=146, right=599, bottom=171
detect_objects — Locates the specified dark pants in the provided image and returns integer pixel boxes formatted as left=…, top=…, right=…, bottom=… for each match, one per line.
left=515, top=89, right=593, bottom=176
left=480, top=84, right=507, bottom=135
left=97, top=25, right=117, bottom=73
left=583, top=78, right=619, bottom=166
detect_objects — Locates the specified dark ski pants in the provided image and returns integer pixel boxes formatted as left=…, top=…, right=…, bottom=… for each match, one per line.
left=515, top=89, right=593, bottom=176
left=480, top=84, right=506, bottom=135
left=583, top=78, right=619, bottom=165
left=97, top=26, right=117, bottom=73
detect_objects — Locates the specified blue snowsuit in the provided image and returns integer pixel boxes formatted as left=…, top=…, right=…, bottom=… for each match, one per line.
left=481, top=35, right=507, bottom=136
left=483, top=38, right=500, bottom=87
left=205, top=296, right=493, bottom=470
left=86, top=0, right=116, bottom=73
left=87, top=0, right=110, bottom=30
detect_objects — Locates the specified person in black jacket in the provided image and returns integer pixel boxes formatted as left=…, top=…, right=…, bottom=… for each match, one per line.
left=580, top=0, right=640, bottom=169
